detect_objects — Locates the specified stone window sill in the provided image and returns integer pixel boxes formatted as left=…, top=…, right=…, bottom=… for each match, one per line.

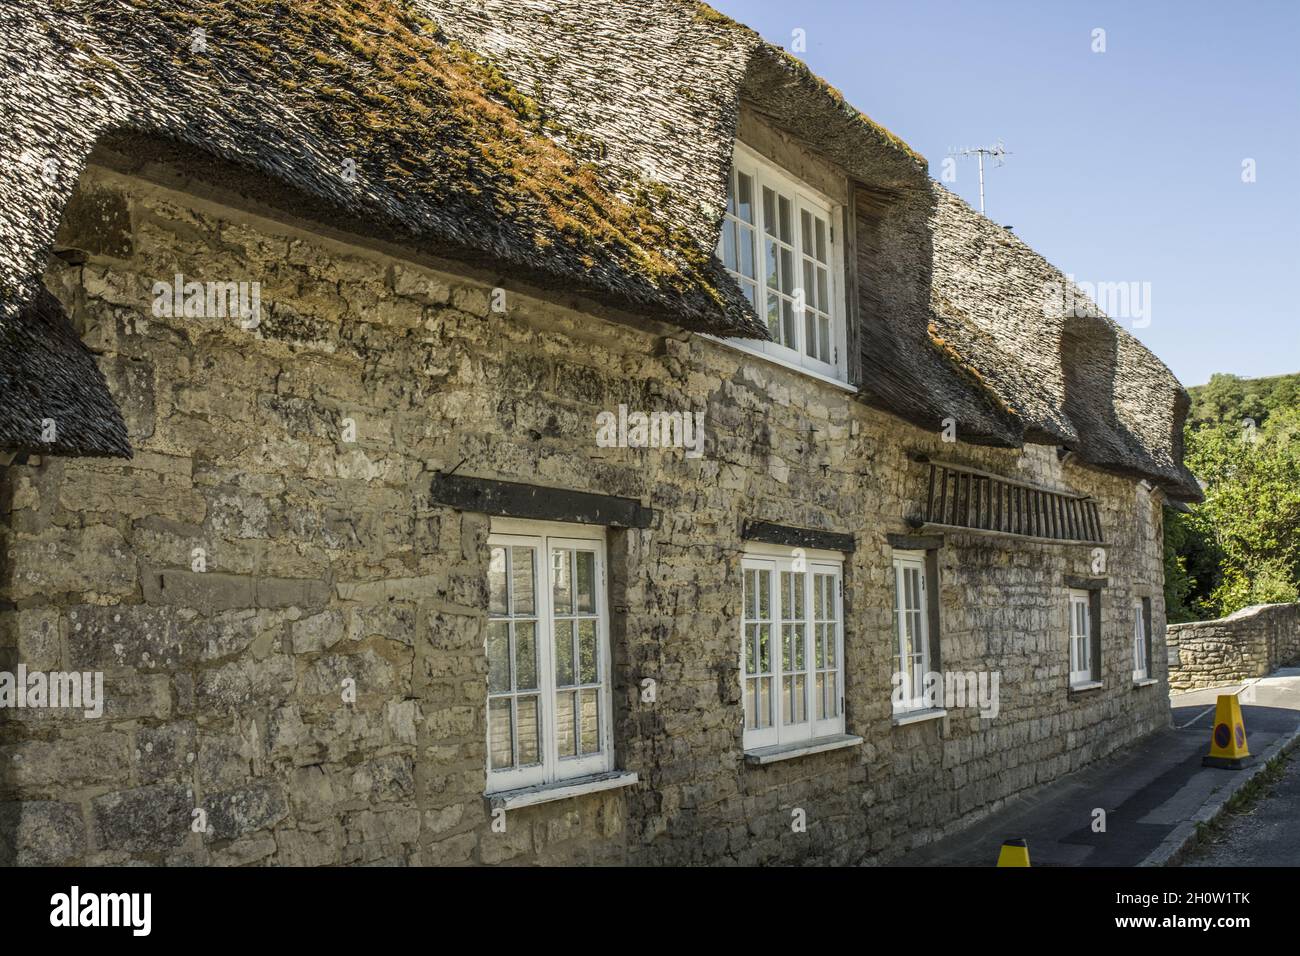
left=744, top=733, right=863, bottom=765
left=700, top=334, right=858, bottom=393
left=1069, top=680, right=1105, bottom=694
left=891, top=707, right=948, bottom=727
left=1132, top=677, right=1159, bottom=688
left=486, top=770, right=638, bottom=811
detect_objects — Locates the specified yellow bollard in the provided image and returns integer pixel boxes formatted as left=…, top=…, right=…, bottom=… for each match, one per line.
left=1202, top=693, right=1254, bottom=769
left=996, top=838, right=1030, bottom=867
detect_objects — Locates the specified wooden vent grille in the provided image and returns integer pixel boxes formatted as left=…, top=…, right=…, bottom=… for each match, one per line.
left=918, top=459, right=1104, bottom=544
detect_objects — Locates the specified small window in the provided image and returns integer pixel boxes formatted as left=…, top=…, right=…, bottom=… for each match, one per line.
left=1132, top=597, right=1151, bottom=681
left=891, top=552, right=931, bottom=712
left=486, top=521, right=612, bottom=793
left=716, top=143, right=846, bottom=381
left=1069, top=589, right=1093, bottom=687
left=741, top=549, right=844, bottom=750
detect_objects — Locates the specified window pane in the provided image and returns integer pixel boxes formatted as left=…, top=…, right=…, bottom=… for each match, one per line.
left=514, top=621, right=537, bottom=691
left=763, top=186, right=776, bottom=238
left=816, top=217, right=827, bottom=262
left=758, top=623, right=771, bottom=671
left=580, top=688, right=600, bottom=754
left=758, top=676, right=772, bottom=728
left=556, top=690, right=576, bottom=757
left=737, top=224, right=755, bottom=280
left=489, top=698, right=514, bottom=769
left=801, top=208, right=812, bottom=253
left=517, top=695, right=540, bottom=766
left=765, top=237, right=779, bottom=290
left=778, top=194, right=792, bottom=243
left=487, top=621, right=510, bottom=693
left=578, top=618, right=598, bottom=684
left=784, top=571, right=805, bottom=619
left=782, top=298, right=796, bottom=349
left=736, top=172, right=754, bottom=224
left=740, top=278, right=757, bottom=307
left=766, top=292, right=781, bottom=338
left=744, top=678, right=756, bottom=729
left=721, top=219, right=737, bottom=271
left=511, top=547, right=535, bottom=616
left=758, top=570, right=771, bottom=619
left=555, top=618, right=575, bottom=686
left=489, top=547, right=508, bottom=616
left=552, top=549, right=572, bottom=614
left=575, top=551, right=595, bottom=613
left=780, top=247, right=795, bottom=295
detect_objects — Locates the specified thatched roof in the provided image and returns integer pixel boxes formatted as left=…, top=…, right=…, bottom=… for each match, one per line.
left=1, top=0, right=1199, bottom=499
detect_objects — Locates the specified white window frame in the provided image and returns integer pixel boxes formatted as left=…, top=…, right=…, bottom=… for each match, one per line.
left=891, top=551, right=931, bottom=713
left=715, top=142, right=848, bottom=382
left=1132, top=598, right=1149, bottom=681
left=1069, top=589, right=1093, bottom=688
left=739, top=544, right=845, bottom=751
left=485, top=519, right=613, bottom=794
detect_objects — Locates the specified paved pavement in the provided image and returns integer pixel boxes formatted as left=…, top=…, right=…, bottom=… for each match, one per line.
left=891, top=668, right=1300, bottom=866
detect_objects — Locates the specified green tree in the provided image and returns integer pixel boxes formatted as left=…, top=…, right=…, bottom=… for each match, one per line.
left=1167, top=402, right=1300, bottom=618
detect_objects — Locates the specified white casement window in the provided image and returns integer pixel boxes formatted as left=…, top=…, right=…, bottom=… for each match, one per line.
left=1132, top=598, right=1149, bottom=681
left=740, top=547, right=844, bottom=750
left=716, top=143, right=847, bottom=382
left=891, top=552, right=930, bottom=712
left=1069, top=589, right=1093, bottom=687
left=485, top=520, right=612, bottom=793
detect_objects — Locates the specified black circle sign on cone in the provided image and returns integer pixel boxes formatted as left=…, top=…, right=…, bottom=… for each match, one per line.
left=1214, top=723, right=1231, bottom=748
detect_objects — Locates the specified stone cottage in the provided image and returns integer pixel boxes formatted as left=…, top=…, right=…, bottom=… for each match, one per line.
left=0, top=0, right=1202, bottom=866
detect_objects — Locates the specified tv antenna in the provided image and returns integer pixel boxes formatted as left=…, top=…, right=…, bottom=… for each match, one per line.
left=951, top=141, right=1010, bottom=216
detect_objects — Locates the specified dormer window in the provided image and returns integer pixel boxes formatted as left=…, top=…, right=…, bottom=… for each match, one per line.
left=716, top=143, right=847, bottom=382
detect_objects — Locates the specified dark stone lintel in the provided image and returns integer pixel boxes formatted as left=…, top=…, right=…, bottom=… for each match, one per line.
left=430, top=473, right=652, bottom=528
left=1065, top=575, right=1108, bottom=590
left=887, top=533, right=944, bottom=551
left=742, top=520, right=855, bottom=554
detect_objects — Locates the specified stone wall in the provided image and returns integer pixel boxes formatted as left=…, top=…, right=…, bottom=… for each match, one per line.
left=0, top=161, right=1171, bottom=866
left=1167, top=603, right=1300, bottom=692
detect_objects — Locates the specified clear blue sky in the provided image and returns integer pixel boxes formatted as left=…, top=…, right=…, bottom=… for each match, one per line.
left=710, top=0, right=1300, bottom=387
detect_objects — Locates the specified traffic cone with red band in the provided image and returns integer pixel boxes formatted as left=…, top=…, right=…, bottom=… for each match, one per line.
left=1202, top=694, right=1254, bottom=769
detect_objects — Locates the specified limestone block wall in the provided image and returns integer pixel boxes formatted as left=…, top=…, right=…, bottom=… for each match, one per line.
left=1167, top=603, right=1300, bottom=692
left=0, top=163, right=1171, bottom=866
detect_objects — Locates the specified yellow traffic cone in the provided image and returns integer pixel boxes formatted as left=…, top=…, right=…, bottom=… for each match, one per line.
left=996, top=838, right=1030, bottom=867
left=1202, top=694, right=1254, bottom=769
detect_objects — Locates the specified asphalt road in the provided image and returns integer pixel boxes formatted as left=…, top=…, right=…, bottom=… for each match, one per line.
left=891, top=669, right=1300, bottom=866
left=1183, top=748, right=1300, bottom=866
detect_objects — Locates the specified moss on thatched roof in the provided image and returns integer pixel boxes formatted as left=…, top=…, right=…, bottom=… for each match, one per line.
left=2, top=0, right=1198, bottom=498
